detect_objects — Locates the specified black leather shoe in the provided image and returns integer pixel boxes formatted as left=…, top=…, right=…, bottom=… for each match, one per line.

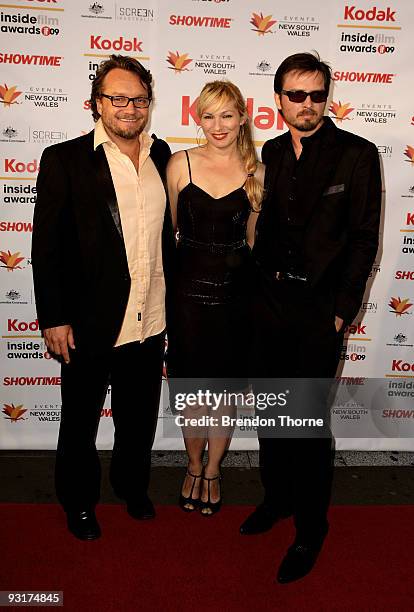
left=66, top=509, right=101, bottom=541
left=127, top=495, right=155, bottom=520
left=240, top=503, right=284, bottom=535
left=277, top=537, right=326, bottom=583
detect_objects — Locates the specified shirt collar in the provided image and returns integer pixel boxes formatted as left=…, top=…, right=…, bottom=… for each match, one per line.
left=93, top=118, right=152, bottom=158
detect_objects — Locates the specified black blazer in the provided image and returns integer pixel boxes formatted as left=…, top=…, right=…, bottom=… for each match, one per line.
left=31, top=130, right=174, bottom=354
left=254, top=117, right=382, bottom=325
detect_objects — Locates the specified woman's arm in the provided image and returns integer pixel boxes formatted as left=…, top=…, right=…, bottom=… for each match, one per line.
left=166, top=150, right=187, bottom=232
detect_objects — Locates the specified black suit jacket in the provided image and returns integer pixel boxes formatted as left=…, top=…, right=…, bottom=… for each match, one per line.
left=31, top=130, right=174, bottom=354
left=254, top=117, right=382, bottom=325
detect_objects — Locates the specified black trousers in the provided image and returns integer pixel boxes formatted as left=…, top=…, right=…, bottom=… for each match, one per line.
left=55, top=334, right=164, bottom=511
left=251, top=274, right=344, bottom=541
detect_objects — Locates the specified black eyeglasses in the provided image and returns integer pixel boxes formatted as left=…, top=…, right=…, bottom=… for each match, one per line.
left=100, top=94, right=151, bottom=108
left=280, top=90, right=328, bottom=103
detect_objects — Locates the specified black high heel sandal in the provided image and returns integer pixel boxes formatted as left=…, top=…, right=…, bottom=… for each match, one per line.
left=179, top=470, right=203, bottom=512
left=200, top=474, right=222, bottom=516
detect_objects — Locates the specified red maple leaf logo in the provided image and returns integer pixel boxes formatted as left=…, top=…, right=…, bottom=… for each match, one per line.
left=2, top=403, right=27, bottom=422
left=389, top=296, right=413, bottom=316
left=166, top=51, right=193, bottom=72
left=0, top=250, right=25, bottom=271
left=0, top=84, right=22, bottom=107
left=250, top=12, right=276, bottom=35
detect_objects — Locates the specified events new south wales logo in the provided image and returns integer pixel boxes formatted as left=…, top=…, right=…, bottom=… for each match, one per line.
left=388, top=297, right=413, bottom=316
left=0, top=84, right=22, bottom=108
left=329, top=101, right=354, bottom=122
left=404, top=146, right=414, bottom=164
left=2, top=403, right=27, bottom=422
left=0, top=250, right=25, bottom=271
left=250, top=12, right=276, bottom=35
left=166, top=51, right=193, bottom=73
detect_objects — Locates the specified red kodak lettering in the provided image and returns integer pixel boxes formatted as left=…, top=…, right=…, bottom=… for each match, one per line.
left=4, top=159, right=38, bottom=173
left=7, top=319, right=39, bottom=333
left=344, top=6, right=396, bottom=22
left=391, top=359, right=414, bottom=372
left=90, top=35, right=143, bottom=52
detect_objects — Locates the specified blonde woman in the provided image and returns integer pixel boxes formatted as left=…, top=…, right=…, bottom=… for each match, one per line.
left=167, top=81, right=264, bottom=515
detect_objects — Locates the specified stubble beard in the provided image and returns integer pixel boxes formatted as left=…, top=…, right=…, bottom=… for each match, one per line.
left=292, top=111, right=323, bottom=133
left=103, top=114, right=145, bottom=141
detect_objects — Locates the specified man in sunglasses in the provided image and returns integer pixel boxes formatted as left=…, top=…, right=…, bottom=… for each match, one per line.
left=32, top=55, right=174, bottom=540
left=241, top=52, right=381, bottom=582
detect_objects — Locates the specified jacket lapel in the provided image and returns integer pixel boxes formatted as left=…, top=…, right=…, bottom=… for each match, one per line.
left=256, top=134, right=288, bottom=234
left=300, top=119, right=344, bottom=227
left=92, top=142, right=125, bottom=242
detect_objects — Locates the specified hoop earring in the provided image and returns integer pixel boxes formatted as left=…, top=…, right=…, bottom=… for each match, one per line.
left=196, top=126, right=205, bottom=147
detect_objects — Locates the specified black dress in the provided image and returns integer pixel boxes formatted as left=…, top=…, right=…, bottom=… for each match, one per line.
left=167, top=150, right=252, bottom=387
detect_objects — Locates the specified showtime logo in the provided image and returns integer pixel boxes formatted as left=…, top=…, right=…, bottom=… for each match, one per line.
left=3, top=159, right=38, bottom=173
left=3, top=376, right=60, bottom=385
left=343, top=6, right=396, bottom=22
left=392, top=359, right=414, bottom=373
left=7, top=318, right=39, bottom=333
left=0, top=54, right=62, bottom=67
left=333, top=71, right=395, bottom=84
left=169, top=15, right=232, bottom=28
left=182, top=96, right=285, bottom=130
left=90, top=35, right=143, bottom=52
left=0, top=221, right=32, bottom=232
left=395, top=271, right=414, bottom=281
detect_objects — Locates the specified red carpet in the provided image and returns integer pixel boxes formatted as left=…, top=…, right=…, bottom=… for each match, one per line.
left=1, top=504, right=413, bottom=611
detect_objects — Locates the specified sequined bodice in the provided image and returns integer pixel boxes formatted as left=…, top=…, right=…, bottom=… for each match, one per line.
left=175, top=182, right=251, bottom=304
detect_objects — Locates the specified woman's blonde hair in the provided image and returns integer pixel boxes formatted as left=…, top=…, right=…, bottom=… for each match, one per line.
left=196, top=80, right=263, bottom=212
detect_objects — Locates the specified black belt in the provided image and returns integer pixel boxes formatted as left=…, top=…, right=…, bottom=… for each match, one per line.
left=179, top=236, right=247, bottom=255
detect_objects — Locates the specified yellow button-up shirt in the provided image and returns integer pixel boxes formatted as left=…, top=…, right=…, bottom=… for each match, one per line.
left=94, top=119, right=166, bottom=346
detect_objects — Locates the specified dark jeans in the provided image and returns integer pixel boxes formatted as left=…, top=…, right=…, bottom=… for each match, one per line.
left=251, top=276, right=344, bottom=540
left=56, top=334, right=164, bottom=511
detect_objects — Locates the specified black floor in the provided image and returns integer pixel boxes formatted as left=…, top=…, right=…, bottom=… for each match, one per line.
left=1, top=451, right=414, bottom=505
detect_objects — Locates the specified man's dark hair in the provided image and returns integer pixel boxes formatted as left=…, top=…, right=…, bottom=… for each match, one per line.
left=273, top=52, right=332, bottom=94
left=90, top=54, right=152, bottom=122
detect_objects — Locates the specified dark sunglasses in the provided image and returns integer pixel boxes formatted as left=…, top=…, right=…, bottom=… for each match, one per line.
left=280, top=90, right=328, bottom=103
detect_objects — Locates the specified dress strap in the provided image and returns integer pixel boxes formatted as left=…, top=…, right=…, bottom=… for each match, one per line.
left=184, top=150, right=193, bottom=183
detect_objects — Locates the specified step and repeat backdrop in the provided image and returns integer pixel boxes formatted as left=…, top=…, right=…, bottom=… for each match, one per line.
left=0, top=0, right=413, bottom=450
